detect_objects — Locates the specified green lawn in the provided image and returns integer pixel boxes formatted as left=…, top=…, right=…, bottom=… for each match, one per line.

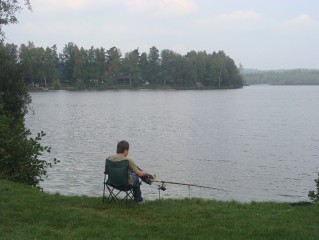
left=0, top=180, right=318, bottom=239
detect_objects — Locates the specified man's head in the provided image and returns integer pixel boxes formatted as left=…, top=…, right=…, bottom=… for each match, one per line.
left=117, top=140, right=129, bottom=157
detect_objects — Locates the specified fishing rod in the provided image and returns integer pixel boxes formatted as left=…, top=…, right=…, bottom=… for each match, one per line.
left=145, top=177, right=228, bottom=199
left=151, top=179, right=227, bottom=192
left=141, top=173, right=228, bottom=199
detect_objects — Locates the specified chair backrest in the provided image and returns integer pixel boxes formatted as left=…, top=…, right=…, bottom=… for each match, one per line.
left=105, top=159, right=129, bottom=187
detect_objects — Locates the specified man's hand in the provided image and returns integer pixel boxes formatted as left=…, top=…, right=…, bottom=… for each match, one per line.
left=141, top=174, right=154, bottom=185
left=135, top=166, right=154, bottom=184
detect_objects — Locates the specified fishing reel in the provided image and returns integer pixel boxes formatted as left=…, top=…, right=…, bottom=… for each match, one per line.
left=158, top=182, right=166, bottom=191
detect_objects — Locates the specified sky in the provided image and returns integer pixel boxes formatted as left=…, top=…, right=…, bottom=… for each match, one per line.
left=3, top=0, right=319, bottom=70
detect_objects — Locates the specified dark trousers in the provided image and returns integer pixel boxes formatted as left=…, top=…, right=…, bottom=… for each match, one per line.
left=131, top=173, right=143, bottom=202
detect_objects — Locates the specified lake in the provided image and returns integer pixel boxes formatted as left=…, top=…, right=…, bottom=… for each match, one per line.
left=25, top=86, right=319, bottom=202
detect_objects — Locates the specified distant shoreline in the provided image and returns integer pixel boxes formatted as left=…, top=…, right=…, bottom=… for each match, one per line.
left=27, top=86, right=244, bottom=92
left=27, top=84, right=319, bottom=92
left=242, top=69, right=319, bottom=85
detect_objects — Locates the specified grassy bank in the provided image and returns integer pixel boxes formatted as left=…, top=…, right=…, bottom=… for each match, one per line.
left=0, top=180, right=318, bottom=239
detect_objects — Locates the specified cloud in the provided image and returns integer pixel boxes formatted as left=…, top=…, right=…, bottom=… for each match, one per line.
left=22, top=19, right=129, bottom=38
left=283, top=14, right=318, bottom=27
left=125, top=0, right=197, bottom=16
left=33, top=0, right=94, bottom=11
left=32, top=0, right=197, bottom=16
left=196, top=10, right=263, bottom=25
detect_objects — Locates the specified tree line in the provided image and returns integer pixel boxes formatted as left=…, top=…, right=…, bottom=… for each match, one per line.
left=3, top=42, right=243, bottom=89
left=242, top=69, right=319, bottom=85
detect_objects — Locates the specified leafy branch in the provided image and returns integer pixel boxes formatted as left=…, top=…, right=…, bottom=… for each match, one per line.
left=308, top=174, right=319, bottom=202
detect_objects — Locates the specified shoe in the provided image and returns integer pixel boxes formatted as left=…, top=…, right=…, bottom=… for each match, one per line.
left=135, top=199, right=145, bottom=204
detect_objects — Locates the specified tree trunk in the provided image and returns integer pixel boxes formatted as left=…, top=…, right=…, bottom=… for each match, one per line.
left=129, top=73, right=132, bottom=88
left=44, top=75, right=47, bottom=87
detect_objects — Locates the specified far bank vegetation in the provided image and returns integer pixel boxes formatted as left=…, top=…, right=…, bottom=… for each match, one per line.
left=242, top=69, right=319, bottom=85
left=3, top=42, right=243, bottom=90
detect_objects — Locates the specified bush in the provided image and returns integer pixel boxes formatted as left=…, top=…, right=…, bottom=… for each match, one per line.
left=132, top=78, right=143, bottom=88
left=0, top=104, right=58, bottom=187
left=76, top=79, right=86, bottom=90
left=52, top=79, right=61, bottom=90
left=308, top=174, right=319, bottom=202
left=0, top=43, right=58, bottom=188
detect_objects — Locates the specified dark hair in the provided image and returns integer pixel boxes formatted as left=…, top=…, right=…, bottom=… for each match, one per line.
left=117, top=140, right=129, bottom=153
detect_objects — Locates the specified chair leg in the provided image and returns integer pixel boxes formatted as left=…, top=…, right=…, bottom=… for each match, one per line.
left=106, top=186, right=117, bottom=203
left=106, top=186, right=124, bottom=203
left=123, top=189, right=135, bottom=206
left=127, top=190, right=135, bottom=202
left=105, top=185, right=113, bottom=203
left=103, top=184, right=136, bottom=205
left=103, top=174, right=107, bottom=203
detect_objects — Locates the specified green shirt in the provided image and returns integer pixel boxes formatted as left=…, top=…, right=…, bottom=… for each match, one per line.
left=106, top=155, right=138, bottom=185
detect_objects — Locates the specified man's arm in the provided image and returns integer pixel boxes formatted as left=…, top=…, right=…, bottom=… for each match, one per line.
left=133, top=168, right=148, bottom=178
left=128, top=158, right=148, bottom=177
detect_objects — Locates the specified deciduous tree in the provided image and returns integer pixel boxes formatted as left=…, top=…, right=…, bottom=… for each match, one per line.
left=0, top=0, right=31, bottom=41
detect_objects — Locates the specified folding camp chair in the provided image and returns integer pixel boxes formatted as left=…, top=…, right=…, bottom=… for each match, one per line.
left=102, top=159, right=136, bottom=205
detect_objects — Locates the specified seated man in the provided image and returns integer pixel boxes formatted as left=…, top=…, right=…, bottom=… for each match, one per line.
left=107, top=140, right=150, bottom=203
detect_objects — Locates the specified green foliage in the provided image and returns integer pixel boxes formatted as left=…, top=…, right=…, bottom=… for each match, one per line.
left=76, top=78, right=86, bottom=90
left=0, top=42, right=58, bottom=188
left=18, top=42, right=59, bottom=87
left=121, top=49, right=141, bottom=87
left=243, top=69, right=319, bottom=85
left=1, top=180, right=319, bottom=239
left=308, top=174, right=319, bottom=202
left=147, top=46, right=160, bottom=84
left=0, top=43, right=30, bottom=118
left=0, top=106, right=58, bottom=187
left=0, top=0, right=31, bottom=41
left=52, top=79, right=61, bottom=90
left=139, top=52, right=149, bottom=83
left=106, top=46, right=122, bottom=83
left=3, top=42, right=243, bottom=89
left=98, top=77, right=115, bottom=89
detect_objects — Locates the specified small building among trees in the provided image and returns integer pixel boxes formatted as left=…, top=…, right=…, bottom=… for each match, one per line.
left=116, top=75, right=131, bottom=87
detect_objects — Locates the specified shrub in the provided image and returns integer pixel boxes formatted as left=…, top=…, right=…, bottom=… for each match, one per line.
left=0, top=103, right=59, bottom=188
left=52, top=79, right=61, bottom=90
left=76, top=79, right=86, bottom=90
left=308, top=174, right=319, bottom=202
left=0, top=43, right=58, bottom=188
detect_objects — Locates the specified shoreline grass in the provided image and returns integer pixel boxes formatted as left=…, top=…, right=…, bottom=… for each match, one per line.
left=1, top=180, right=318, bottom=239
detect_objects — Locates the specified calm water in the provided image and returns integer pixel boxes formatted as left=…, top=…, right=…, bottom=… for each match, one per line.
left=25, top=86, right=319, bottom=202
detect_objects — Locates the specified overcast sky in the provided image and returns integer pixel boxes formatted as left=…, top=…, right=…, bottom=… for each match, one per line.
left=4, top=0, right=319, bottom=70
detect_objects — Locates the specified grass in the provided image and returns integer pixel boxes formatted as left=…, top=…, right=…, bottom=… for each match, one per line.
left=0, top=180, right=318, bottom=240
